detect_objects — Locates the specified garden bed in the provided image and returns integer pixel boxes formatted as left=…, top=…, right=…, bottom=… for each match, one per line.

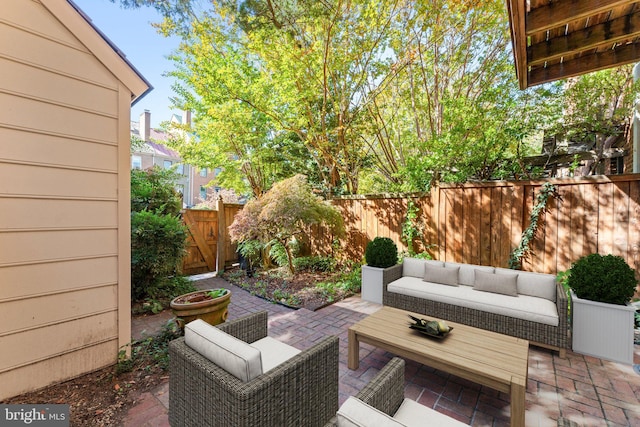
left=222, top=265, right=361, bottom=311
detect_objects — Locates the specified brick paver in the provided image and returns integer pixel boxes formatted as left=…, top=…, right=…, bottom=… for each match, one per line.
left=124, top=276, right=640, bottom=426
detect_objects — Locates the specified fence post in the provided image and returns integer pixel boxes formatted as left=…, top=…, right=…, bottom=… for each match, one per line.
left=216, top=197, right=226, bottom=273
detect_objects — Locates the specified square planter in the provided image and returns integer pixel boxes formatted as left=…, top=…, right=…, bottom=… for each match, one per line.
left=570, top=290, right=636, bottom=364
left=361, top=265, right=394, bottom=304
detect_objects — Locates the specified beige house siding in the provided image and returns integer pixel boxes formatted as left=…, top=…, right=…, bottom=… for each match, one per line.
left=0, top=0, right=149, bottom=400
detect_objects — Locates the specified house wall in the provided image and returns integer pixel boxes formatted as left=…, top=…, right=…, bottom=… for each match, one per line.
left=0, top=0, right=135, bottom=400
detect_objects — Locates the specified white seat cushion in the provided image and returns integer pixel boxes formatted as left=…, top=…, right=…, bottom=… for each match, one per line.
left=250, top=336, right=301, bottom=373
left=393, top=399, right=468, bottom=426
left=184, top=319, right=262, bottom=382
left=388, top=277, right=559, bottom=326
left=337, top=397, right=406, bottom=427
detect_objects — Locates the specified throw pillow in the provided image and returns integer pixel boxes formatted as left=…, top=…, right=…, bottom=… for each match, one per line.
left=337, top=397, right=406, bottom=427
left=423, top=265, right=459, bottom=286
left=473, top=270, right=518, bottom=296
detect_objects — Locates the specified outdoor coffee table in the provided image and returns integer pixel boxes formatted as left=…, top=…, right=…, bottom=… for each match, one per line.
left=348, top=306, right=529, bottom=427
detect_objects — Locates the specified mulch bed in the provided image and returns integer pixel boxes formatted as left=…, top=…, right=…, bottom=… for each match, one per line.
left=222, top=267, right=356, bottom=311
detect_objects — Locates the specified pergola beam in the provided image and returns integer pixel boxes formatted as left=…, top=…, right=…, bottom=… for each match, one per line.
left=526, top=0, right=632, bottom=35
left=528, top=41, right=640, bottom=86
left=506, top=0, right=529, bottom=89
left=528, top=10, right=640, bottom=67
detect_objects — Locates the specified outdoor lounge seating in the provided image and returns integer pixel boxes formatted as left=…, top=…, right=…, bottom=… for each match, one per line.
left=169, top=310, right=339, bottom=427
left=382, top=258, right=569, bottom=356
left=325, top=357, right=467, bottom=426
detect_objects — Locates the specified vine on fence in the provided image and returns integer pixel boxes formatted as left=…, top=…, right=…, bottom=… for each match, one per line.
left=509, top=183, right=559, bottom=270
left=401, top=200, right=421, bottom=256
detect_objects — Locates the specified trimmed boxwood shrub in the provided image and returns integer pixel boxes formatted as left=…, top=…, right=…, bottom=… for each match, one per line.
left=567, top=253, right=637, bottom=305
left=365, top=237, right=398, bottom=268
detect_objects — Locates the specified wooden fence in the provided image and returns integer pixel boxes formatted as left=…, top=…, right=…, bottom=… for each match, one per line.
left=310, top=174, right=640, bottom=277
left=181, top=202, right=243, bottom=275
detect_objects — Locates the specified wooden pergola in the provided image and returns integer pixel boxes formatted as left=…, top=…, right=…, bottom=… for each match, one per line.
left=506, top=0, right=640, bottom=89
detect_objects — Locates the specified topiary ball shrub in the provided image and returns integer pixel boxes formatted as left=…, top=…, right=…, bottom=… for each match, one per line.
left=567, top=253, right=637, bottom=305
left=365, top=237, right=398, bottom=268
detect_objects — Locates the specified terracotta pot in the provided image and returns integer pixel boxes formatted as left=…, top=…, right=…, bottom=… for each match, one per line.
left=170, top=289, right=231, bottom=329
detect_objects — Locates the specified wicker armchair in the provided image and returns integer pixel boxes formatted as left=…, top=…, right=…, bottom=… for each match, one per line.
left=325, top=357, right=466, bottom=426
left=324, top=357, right=406, bottom=426
left=169, top=311, right=339, bottom=427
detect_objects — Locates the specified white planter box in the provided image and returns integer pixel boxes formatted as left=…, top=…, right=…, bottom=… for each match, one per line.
left=571, top=290, right=636, bottom=364
left=361, top=265, right=390, bottom=304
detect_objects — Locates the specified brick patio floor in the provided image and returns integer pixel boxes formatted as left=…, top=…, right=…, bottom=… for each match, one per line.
left=125, top=276, right=640, bottom=426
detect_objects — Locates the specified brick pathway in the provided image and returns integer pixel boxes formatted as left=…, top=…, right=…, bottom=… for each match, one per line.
left=124, top=276, right=640, bottom=426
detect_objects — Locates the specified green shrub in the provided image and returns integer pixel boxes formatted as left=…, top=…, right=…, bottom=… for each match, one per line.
left=567, top=254, right=637, bottom=305
left=238, top=239, right=263, bottom=271
left=365, top=237, right=398, bottom=268
left=131, top=211, right=188, bottom=300
left=131, top=167, right=182, bottom=215
left=270, top=240, right=300, bottom=268
left=294, top=256, right=336, bottom=272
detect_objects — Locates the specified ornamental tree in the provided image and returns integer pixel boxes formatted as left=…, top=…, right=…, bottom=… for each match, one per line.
left=229, top=175, right=344, bottom=273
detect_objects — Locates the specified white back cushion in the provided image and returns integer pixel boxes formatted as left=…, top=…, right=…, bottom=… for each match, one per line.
left=403, top=258, right=444, bottom=278
left=495, top=268, right=557, bottom=301
left=337, top=397, right=406, bottom=427
left=185, top=319, right=262, bottom=382
left=445, top=262, right=494, bottom=286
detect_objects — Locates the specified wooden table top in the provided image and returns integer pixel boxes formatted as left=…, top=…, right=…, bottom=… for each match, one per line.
left=350, top=306, right=529, bottom=393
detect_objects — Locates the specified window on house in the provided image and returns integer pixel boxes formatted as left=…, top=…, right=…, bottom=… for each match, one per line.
left=214, top=167, right=222, bottom=176
left=200, top=186, right=207, bottom=201
left=176, top=163, right=184, bottom=175
left=200, top=168, right=208, bottom=177
left=609, top=157, right=624, bottom=175
left=131, top=155, right=142, bottom=170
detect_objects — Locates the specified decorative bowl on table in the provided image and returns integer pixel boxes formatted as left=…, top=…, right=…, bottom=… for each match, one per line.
left=408, top=315, right=453, bottom=339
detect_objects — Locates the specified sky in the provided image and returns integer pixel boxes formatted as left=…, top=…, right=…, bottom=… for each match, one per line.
left=73, top=0, right=182, bottom=128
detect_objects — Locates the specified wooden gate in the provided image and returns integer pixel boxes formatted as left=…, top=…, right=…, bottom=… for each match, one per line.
left=181, top=201, right=244, bottom=275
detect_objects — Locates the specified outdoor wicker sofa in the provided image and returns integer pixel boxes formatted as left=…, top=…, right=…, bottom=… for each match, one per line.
left=169, top=310, right=339, bottom=427
left=382, top=258, right=569, bottom=357
left=324, top=357, right=466, bottom=426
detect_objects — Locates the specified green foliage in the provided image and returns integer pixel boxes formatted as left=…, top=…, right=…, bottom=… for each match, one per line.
left=131, top=167, right=182, bottom=215
left=550, top=66, right=640, bottom=175
left=401, top=200, right=425, bottom=255
left=237, top=239, right=263, bottom=270
left=130, top=135, right=146, bottom=153
left=365, top=237, right=398, bottom=268
left=206, top=289, right=229, bottom=299
left=509, top=183, right=558, bottom=269
left=130, top=166, right=189, bottom=303
left=117, top=319, right=182, bottom=375
left=400, top=251, right=433, bottom=261
left=272, top=288, right=301, bottom=307
left=315, top=263, right=362, bottom=302
left=229, top=175, right=344, bottom=273
left=567, top=254, right=637, bottom=305
left=294, top=256, right=336, bottom=273
left=122, top=1, right=633, bottom=192
left=270, top=240, right=299, bottom=269
left=131, top=211, right=188, bottom=300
